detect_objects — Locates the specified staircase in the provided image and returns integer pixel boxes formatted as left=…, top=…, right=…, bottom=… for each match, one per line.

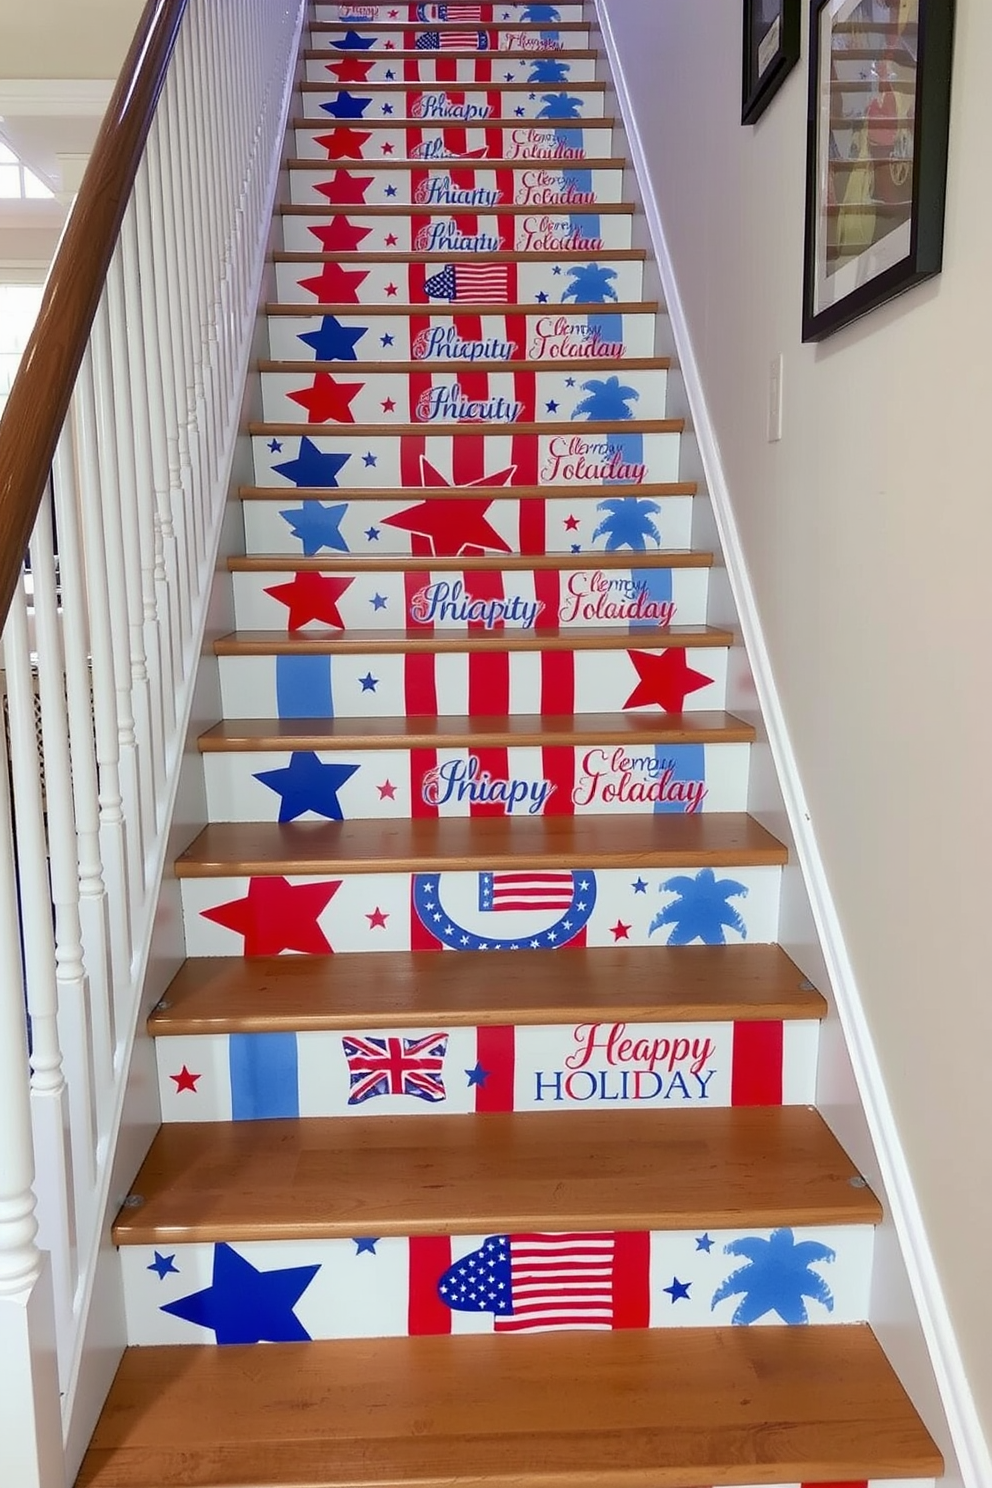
left=76, top=4, right=943, bottom=1485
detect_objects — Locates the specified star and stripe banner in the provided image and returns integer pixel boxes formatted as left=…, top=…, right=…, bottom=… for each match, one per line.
left=119, top=1222, right=874, bottom=1344
left=309, top=28, right=593, bottom=52
left=301, top=86, right=606, bottom=121
left=154, top=1016, right=816, bottom=1122
left=280, top=209, right=627, bottom=254
left=303, top=55, right=599, bottom=84
left=288, top=165, right=624, bottom=208
left=273, top=254, right=641, bottom=306
left=294, top=121, right=611, bottom=160
left=319, top=7, right=589, bottom=22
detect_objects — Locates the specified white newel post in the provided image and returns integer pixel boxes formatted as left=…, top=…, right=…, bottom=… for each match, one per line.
left=0, top=712, right=65, bottom=1488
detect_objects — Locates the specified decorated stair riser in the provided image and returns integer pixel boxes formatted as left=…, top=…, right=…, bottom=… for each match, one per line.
left=259, top=366, right=665, bottom=425
left=201, top=740, right=748, bottom=822
left=282, top=208, right=633, bottom=254
left=120, top=1223, right=872, bottom=1346
left=301, top=86, right=606, bottom=123
left=274, top=255, right=644, bottom=305
left=252, top=429, right=677, bottom=489
left=310, top=27, right=594, bottom=52
left=304, top=54, right=600, bottom=83
left=319, top=7, right=591, bottom=23
left=242, top=493, right=695, bottom=555
left=287, top=163, right=622, bottom=207
left=267, top=308, right=657, bottom=363
left=216, top=645, right=729, bottom=721
left=295, top=121, right=615, bottom=158
left=180, top=864, right=781, bottom=957
left=154, top=1015, right=817, bottom=1121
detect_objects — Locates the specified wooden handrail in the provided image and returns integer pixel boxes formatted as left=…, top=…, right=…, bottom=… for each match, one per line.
left=0, top=0, right=189, bottom=627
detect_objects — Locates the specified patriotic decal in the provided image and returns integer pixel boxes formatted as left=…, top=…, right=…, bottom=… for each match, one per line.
left=417, top=29, right=489, bottom=49
left=437, top=1232, right=625, bottom=1329
left=413, top=869, right=596, bottom=949
left=423, top=262, right=511, bottom=302
left=342, top=1031, right=449, bottom=1103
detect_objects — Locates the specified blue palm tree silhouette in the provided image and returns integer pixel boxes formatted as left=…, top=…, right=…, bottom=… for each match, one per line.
left=591, top=497, right=662, bottom=551
left=561, top=263, right=619, bottom=305
left=572, top=376, right=639, bottom=421
left=528, top=58, right=571, bottom=84
left=521, top=4, right=561, bottom=19
left=537, top=93, right=584, bottom=120
left=711, top=1228, right=836, bottom=1325
left=648, top=868, right=749, bottom=945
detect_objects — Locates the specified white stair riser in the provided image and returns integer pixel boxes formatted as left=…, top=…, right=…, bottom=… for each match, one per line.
left=288, top=164, right=622, bottom=206
left=282, top=209, right=633, bottom=252
left=267, top=309, right=657, bottom=363
left=120, top=1224, right=872, bottom=1346
left=203, top=740, right=747, bottom=822
left=252, top=430, right=679, bottom=489
left=274, top=256, right=644, bottom=305
left=304, top=55, right=599, bottom=83
left=242, top=494, right=696, bottom=555
left=316, top=6, right=590, bottom=22
left=154, top=1017, right=816, bottom=1122
left=293, top=121, right=613, bottom=158
left=231, top=565, right=706, bottom=631
left=302, top=86, right=606, bottom=122
left=259, top=367, right=667, bottom=426
left=181, top=863, right=779, bottom=957
left=217, top=645, right=729, bottom=720
left=310, top=28, right=594, bottom=50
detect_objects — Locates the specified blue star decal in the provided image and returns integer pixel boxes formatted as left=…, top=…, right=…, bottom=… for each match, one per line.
left=570, top=543, right=581, bottom=553
left=279, top=499, right=349, bottom=554
left=321, top=92, right=373, bottom=119
left=298, top=315, right=368, bottom=361
left=365, top=526, right=380, bottom=541
left=273, top=439, right=351, bottom=490
left=632, top=877, right=648, bottom=894
left=333, top=29, right=377, bottom=50
left=148, top=1251, right=179, bottom=1280
left=160, top=1242, right=319, bottom=1344
left=565, top=376, right=576, bottom=387
left=382, top=103, right=394, bottom=115
left=696, top=1233, right=715, bottom=1252
left=384, top=185, right=397, bottom=196
left=545, top=399, right=559, bottom=412
left=254, top=752, right=359, bottom=823
left=267, top=438, right=283, bottom=453
left=359, top=672, right=378, bottom=692
left=505, top=72, right=515, bottom=81
left=536, top=291, right=549, bottom=303
left=552, top=265, right=562, bottom=276
left=363, top=451, right=378, bottom=467
left=381, top=333, right=395, bottom=347
left=663, top=1276, right=691, bottom=1303
left=384, top=69, right=395, bottom=79
left=354, top=1237, right=380, bottom=1255
left=465, top=1062, right=490, bottom=1087
left=514, top=106, right=526, bottom=116
left=370, top=593, right=388, bottom=611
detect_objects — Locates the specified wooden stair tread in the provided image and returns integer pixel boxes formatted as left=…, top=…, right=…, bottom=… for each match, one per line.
left=150, top=945, right=825, bottom=1034
left=197, top=710, right=755, bottom=751
left=75, top=1328, right=942, bottom=1488
left=113, top=1106, right=879, bottom=1244
left=258, top=358, right=670, bottom=374
left=228, top=551, right=711, bottom=573
left=266, top=299, right=656, bottom=315
left=252, top=418, right=676, bottom=437
left=174, top=812, right=786, bottom=878
left=213, top=624, right=732, bottom=654
left=239, top=481, right=698, bottom=500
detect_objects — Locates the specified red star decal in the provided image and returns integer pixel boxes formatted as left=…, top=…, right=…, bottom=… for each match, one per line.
left=170, top=1065, right=201, bottom=1092
left=325, top=58, right=375, bottom=83
left=201, top=877, right=341, bottom=956
left=563, top=514, right=580, bottom=531
left=384, top=39, right=395, bottom=48
left=287, top=374, right=363, bottom=424
left=384, top=232, right=399, bottom=245
left=298, top=261, right=370, bottom=304
left=314, top=128, right=372, bottom=161
left=610, top=921, right=631, bottom=942
left=308, top=216, right=374, bottom=252
left=381, top=456, right=515, bottom=555
left=264, top=571, right=355, bottom=629
left=622, top=649, right=714, bottom=713
left=377, top=780, right=397, bottom=799
left=381, top=397, right=397, bottom=413
left=314, top=169, right=374, bottom=205
left=385, top=282, right=399, bottom=297
left=381, top=142, right=395, bottom=155
left=366, top=907, right=389, bottom=929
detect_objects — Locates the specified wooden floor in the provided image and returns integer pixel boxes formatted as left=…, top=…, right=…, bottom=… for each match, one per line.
left=75, top=1326, right=943, bottom=1488
left=113, top=1107, right=881, bottom=1245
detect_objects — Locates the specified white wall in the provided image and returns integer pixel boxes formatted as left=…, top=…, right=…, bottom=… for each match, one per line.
left=597, top=0, right=992, bottom=1451
left=0, top=0, right=143, bottom=79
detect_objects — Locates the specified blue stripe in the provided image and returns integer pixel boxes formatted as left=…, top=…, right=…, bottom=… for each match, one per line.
left=554, top=126, right=585, bottom=154
left=562, top=166, right=593, bottom=196
left=229, top=1033, right=300, bottom=1121
left=569, top=210, right=601, bottom=244
left=653, top=744, right=706, bottom=816
left=276, top=655, right=333, bottom=718
left=586, top=311, right=623, bottom=349
left=604, top=429, right=643, bottom=484
left=630, top=566, right=672, bottom=630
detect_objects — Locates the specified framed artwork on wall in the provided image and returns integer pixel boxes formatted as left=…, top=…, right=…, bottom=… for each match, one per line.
left=802, top=0, right=956, bottom=342
left=742, top=0, right=801, bottom=123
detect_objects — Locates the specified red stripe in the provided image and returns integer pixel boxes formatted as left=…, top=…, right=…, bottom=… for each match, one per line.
left=437, top=54, right=458, bottom=83
left=504, top=311, right=528, bottom=359
left=731, top=1021, right=784, bottom=1106
left=469, top=654, right=509, bottom=720
left=541, top=650, right=574, bottom=714
left=410, top=879, right=444, bottom=950
left=404, top=654, right=439, bottom=716
left=610, top=1231, right=651, bottom=1328
left=410, top=747, right=438, bottom=819
left=474, top=1025, right=515, bottom=1111
left=513, top=368, right=536, bottom=421
left=510, top=427, right=540, bottom=485
left=408, top=1236, right=453, bottom=1334
left=518, top=499, right=545, bottom=556
left=532, top=570, right=559, bottom=632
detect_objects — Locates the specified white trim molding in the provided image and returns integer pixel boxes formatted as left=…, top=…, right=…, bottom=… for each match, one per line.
left=0, top=80, right=114, bottom=117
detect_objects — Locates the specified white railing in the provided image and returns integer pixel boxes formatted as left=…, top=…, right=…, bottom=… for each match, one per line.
left=0, top=0, right=305, bottom=1480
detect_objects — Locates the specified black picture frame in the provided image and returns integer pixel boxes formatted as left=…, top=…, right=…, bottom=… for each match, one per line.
left=802, top=0, right=956, bottom=342
left=742, top=0, right=801, bottom=124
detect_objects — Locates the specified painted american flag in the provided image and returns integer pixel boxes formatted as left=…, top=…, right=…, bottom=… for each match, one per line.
left=422, top=262, right=511, bottom=302
left=479, top=871, right=577, bottom=912
left=418, top=3, right=485, bottom=17
left=342, top=1032, right=449, bottom=1104
left=416, top=29, right=489, bottom=49
left=438, top=1233, right=619, bottom=1330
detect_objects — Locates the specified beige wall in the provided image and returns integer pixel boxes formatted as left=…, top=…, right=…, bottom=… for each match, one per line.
left=598, top=0, right=992, bottom=1443
left=0, top=0, right=143, bottom=79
